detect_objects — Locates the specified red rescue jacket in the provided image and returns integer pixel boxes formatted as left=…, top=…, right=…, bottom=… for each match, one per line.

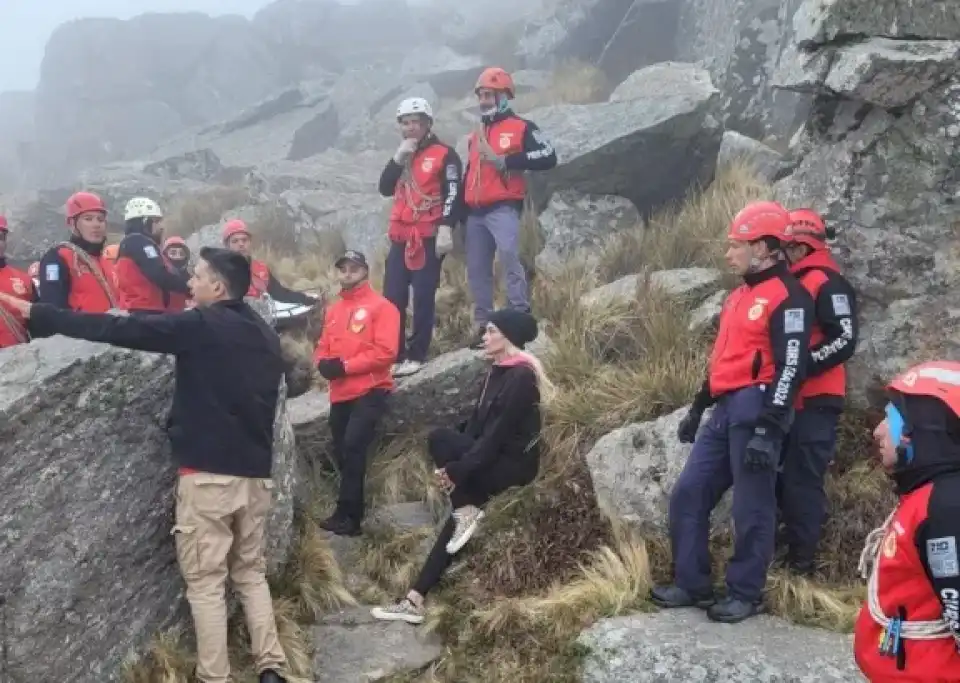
left=792, top=249, right=847, bottom=403
left=708, top=272, right=793, bottom=396
left=854, top=482, right=960, bottom=682
left=57, top=244, right=119, bottom=313
left=313, top=281, right=400, bottom=403
left=116, top=239, right=187, bottom=312
left=388, top=142, right=447, bottom=242
left=465, top=116, right=528, bottom=208
left=0, top=264, right=34, bottom=347
left=248, top=259, right=271, bottom=298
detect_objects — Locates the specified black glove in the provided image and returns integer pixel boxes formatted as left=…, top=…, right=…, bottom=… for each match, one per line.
left=316, top=358, right=346, bottom=380
left=677, top=410, right=703, bottom=444
left=744, top=425, right=782, bottom=472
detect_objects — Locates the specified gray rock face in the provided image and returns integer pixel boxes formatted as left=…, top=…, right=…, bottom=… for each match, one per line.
left=142, top=148, right=226, bottom=183
left=528, top=62, right=722, bottom=214
left=718, top=130, right=783, bottom=182
left=773, top=9, right=960, bottom=400
left=535, top=190, right=640, bottom=275
left=0, top=91, right=34, bottom=191
left=0, top=336, right=298, bottom=682
left=580, top=267, right=721, bottom=309
left=791, top=0, right=960, bottom=47
left=578, top=610, right=864, bottom=682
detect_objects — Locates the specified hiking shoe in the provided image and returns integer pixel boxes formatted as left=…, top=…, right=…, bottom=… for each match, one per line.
left=260, top=670, right=287, bottom=683
left=445, top=506, right=484, bottom=554
left=650, top=584, right=716, bottom=609
left=393, top=360, right=423, bottom=377
left=319, top=513, right=361, bottom=537
left=371, top=598, right=425, bottom=625
left=707, top=596, right=764, bottom=623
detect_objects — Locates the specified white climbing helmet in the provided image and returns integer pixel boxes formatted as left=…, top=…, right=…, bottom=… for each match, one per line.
left=396, top=97, right=433, bottom=121
left=124, top=197, right=163, bottom=222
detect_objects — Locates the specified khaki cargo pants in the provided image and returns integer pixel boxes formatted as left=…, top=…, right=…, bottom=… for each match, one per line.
left=173, top=473, right=287, bottom=682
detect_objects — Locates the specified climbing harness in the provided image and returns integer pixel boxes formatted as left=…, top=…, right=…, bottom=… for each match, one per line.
left=398, top=158, right=442, bottom=221
left=858, top=506, right=953, bottom=658
left=0, top=304, right=29, bottom=345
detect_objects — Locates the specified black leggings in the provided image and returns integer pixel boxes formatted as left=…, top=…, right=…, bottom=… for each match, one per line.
left=411, top=427, right=528, bottom=596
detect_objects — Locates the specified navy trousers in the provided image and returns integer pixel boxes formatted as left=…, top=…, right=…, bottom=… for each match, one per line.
left=382, top=237, right=443, bottom=363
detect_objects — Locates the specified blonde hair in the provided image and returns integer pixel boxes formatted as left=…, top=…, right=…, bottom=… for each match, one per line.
left=502, top=343, right=556, bottom=405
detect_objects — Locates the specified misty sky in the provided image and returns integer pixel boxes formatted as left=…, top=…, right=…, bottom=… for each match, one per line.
left=0, top=1, right=272, bottom=92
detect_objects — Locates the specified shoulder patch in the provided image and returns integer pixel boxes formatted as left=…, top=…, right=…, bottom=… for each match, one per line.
left=927, top=536, right=960, bottom=578
left=45, top=264, right=60, bottom=281
left=143, top=245, right=159, bottom=258
left=783, top=307, right=805, bottom=334
left=831, top=293, right=851, bottom=316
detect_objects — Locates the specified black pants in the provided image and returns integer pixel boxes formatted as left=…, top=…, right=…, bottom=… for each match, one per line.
left=411, top=427, right=531, bottom=596
left=328, top=389, right=389, bottom=522
left=382, top=237, right=444, bottom=363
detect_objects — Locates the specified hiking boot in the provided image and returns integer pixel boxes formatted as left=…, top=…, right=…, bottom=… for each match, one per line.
left=445, top=506, right=484, bottom=554
left=371, top=598, right=425, bottom=625
left=706, top=596, right=764, bottom=623
left=393, top=360, right=423, bottom=377
left=319, top=513, right=361, bottom=537
left=650, top=584, right=715, bottom=609
left=260, top=670, right=287, bottom=683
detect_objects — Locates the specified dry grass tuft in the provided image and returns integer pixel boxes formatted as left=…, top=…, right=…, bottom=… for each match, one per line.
left=514, top=60, right=613, bottom=111
left=161, top=186, right=250, bottom=239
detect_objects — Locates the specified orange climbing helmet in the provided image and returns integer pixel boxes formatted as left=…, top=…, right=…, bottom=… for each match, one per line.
left=888, top=361, right=960, bottom=421
left=163, top=236, right=187, bottom=250
left=786, top=208, right=833, bottom=250
left=727, top=200, right=791, bottom=242
left=222, top=219, right=250, bottom=244
left=475, top=67, right=515, bottom=98
left=66, top=191, right=107, bottom=224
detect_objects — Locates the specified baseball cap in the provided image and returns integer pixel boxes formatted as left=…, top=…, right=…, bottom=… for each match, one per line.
left=335, top=250, right=369, bottom=269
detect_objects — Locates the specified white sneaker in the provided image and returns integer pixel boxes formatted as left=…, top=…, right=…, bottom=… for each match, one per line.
left=393, top=360, right=423, bottom=377
left=371, top=598, right=425, bottom=624
left=445, top=506, right=484, bottom=554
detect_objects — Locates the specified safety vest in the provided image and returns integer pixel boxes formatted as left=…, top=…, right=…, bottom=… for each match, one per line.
left=793, top=250, right=847, bottom=402
left=708, top=274, right=791, bottom=396
left=248, top=260, right=270, bottom=298
left=116, top=237, right=185, bottom=312
left=0, top=265, right=33, bottom=347
left=465, top=117, right=527, bottom=208
left=388, top=142, right=446, bottom=242
left=57, top=244, right=119, bottom=313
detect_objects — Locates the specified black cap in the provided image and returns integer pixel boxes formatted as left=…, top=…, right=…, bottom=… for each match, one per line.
left=488, top=309, right=538, bottom=349
left=335, top=250, right=368, bottom=269
left=199, top=246, right=251, bottom=300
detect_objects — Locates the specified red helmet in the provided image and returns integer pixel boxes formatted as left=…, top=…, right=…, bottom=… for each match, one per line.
left=222, top=219, right=250, bottom=244
left=163, top=236, right=187, bottom=250
left=28, top=261, right=39, bottom=278
left=888, top=361, right=960, bottom=420
left=786, top=208, right=829, bottom=250
left=475, top=67, right=515, bottom=98
left=727, top=200, right=791, bottom=242
left=0, top=215, right=7, bottom=232
left=66, top=191, right=107, bottom=223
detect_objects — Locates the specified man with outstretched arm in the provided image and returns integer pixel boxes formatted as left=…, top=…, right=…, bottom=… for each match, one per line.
left=651, top=200, right=814, bottom=623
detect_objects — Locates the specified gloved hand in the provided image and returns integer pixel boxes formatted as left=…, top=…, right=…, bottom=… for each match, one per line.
left=435, top=225, right=454, bottom=257
left=316, top=358, right=346, bottom=380
left=677, top=410, right=703, bottom=444
left=744, top=426, right=781, bottom=472
left=393, top=138, right=418, bottom=164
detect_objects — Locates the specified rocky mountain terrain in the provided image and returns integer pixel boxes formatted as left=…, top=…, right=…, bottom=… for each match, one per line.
left=0, top=0, right=957, bottom=680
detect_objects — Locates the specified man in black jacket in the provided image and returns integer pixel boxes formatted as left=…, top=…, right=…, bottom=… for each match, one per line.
left=0, top=247, right=289, bottom=683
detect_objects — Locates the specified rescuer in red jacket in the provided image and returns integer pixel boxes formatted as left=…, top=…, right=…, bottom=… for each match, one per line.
left=221, top=219, right=319, bottom=308
left=115, top=197, right=191, bottom=314
left=378, top=96, right=463, bottom=378
left=463, top=67, right=557, bottom=347
left=776, top=207, right=859, bottom=575
left=162, top=236, right=192, bottom=310
left=37, top=191, right=121, bottom=313
left=313, top=250, right=400, bottom=537
left=854, top=361, right=960, bottom=682
left=0, top=215, right=37, bottom=348
left=651, top=200, right=814, bottom=623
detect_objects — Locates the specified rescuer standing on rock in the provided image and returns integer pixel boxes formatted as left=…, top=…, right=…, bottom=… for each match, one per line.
left=163, top=236, right=193, bottom=310
left=0, top=248, right=291, bottom=683
left=221, top=218, right=320, bottom=307
left=313, top=250, right=400, bottom=536
left=854, top=361, right=960, bottom=682
left=463, top=67, right=557, bottom=347
left=38, top=191, right=120, bottom=312
left=115, top=197, right=192, bottom=313
left=777, top=207, right=859, bottom=575
left=378, top=96, right=463, bottom=377
left=0, top=215, right=37, bottom=348
left=651, top=200, right=814, bottom=623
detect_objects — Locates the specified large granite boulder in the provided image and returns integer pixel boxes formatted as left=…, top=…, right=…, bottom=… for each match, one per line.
left=527, top=62, right=722, bottom=215
left=0, top=91, right=34, bottom=192
left=773, top=0, right=960, bottom=401
left=0, top=336, right=299, bottom=682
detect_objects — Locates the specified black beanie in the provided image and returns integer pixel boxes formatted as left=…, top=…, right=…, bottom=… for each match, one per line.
left=199, top=246, right=251, bottom=300
left=488, top=309, right=538, bottom=349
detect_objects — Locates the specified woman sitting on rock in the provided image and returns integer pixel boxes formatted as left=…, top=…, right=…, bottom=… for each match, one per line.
left=371, top=309, right=554, bottom=624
